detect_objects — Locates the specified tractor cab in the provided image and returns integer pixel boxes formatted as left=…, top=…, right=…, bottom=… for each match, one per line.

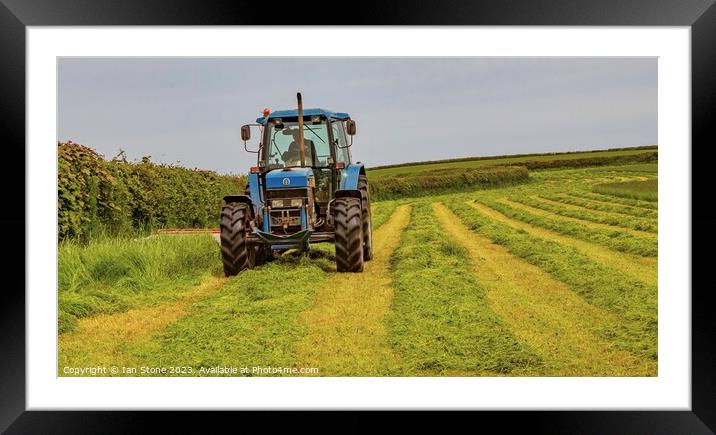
left=220, top=93, right=371, bottom=276
left=257, top=108, right=353, bottom=230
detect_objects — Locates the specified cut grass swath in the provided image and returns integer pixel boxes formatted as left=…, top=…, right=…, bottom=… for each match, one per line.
left=385, top=203, right=542, bottom=375
left=546, top=193, right=658, bottom=219
left=370, top=200, right=400, bottom=230
left=504, top=197, right=656, bottom=239
left=434, top=203, right=655, bottom=375
left=571, top=190, right=658, bottom=210
left=446, top=198, right=657, bottom=361
left=477, top=197, right=658, bottom=257
left=522, top=195, right=657, bottom=233
left=466, top=200, right=657, bottom=288
left=119, top=248, right=336, bottom=375
left=58, top=276, right=226, bottom=371
left=293, top=205, right=412, bottom=376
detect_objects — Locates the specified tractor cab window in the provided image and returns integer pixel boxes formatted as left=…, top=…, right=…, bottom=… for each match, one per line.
left=266, top=120, right=331, bottom=169
left=331, top=120, right=351, bottom=164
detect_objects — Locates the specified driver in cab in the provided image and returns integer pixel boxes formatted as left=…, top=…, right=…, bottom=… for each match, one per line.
left=282, top=129, right=314, bottom=167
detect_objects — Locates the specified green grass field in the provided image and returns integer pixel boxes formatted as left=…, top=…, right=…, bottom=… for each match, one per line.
left=58, top=148, right=658, bottom=377
left=58, top=234, right=222, bottom=334
left=594, top=179, right=658, bottom=202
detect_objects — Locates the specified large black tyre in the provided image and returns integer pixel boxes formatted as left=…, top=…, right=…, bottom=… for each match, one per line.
left=358, top=175, right=373, bottom=261
left=220, top=203, right=251, bottom=276
left=333, top=197, right=364, bottom=272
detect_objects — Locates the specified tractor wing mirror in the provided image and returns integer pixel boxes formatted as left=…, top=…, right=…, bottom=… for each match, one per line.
left=346, top=120, right=356, bottom=136
left=241, top=124, right=261, bottom=154
left=240, top=125, right=251, bottom=141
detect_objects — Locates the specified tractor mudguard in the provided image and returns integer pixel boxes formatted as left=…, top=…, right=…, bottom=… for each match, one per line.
left=223, top=194, right=253, bottom=206
left=226, top=172, right=264, bottom=220
left=223, top=194, right=255, bottom=218
left=339, top=163, right=365, bottom=190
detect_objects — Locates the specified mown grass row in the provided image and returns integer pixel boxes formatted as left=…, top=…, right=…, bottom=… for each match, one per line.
left=445, top=198, right=657, bottom=360
left=568, top=190, right=658, bottom=210
left=115, top=249, right=336, bottom=375
left=58, top=234, right=222, bottom=334
left=594, top=179, right=658, bottom=202
left=510, top=195, right=657, bottom=233
left=385, top=204, right=542, bottom=375
left=544, top=193, right=658, bottom=218
left=474, top=197, right=658, bottom=257
left=370, top=200, right=400, bottom=230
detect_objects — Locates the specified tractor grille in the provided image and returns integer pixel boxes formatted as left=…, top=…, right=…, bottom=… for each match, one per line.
left=270, top=209, right=302, bottom=230
left=265, top=188, right=308, bottom=199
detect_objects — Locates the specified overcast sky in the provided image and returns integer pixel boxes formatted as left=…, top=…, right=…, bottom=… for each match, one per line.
left=58, top=57, right=656, bottom=175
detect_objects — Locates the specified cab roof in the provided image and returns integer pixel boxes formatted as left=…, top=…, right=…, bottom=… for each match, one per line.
left=256, top=108, right=350, bottom=125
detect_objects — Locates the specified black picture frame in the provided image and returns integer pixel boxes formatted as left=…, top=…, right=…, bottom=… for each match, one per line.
left=2, top=0, right=713, bottom=432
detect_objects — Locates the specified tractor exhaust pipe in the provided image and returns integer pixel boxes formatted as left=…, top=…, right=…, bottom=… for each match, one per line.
left=297, top=92, right=306, bottom=167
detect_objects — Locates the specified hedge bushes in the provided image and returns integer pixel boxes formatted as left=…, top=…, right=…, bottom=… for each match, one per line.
left=370, top=166, right=530, bottom=200
left=58, top=142, right=245, bottom=241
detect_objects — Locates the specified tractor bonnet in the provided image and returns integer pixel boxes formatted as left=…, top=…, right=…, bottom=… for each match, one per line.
left=265, top=167, right=314, bottom=189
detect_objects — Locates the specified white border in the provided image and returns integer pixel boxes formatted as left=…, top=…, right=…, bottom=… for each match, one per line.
left=28, top=27, right=690, bottom=410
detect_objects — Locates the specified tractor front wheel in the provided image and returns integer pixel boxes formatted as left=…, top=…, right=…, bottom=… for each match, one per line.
left=220, top=202, right=251, bottom=276
left=334, top=197, right=364, bottom=272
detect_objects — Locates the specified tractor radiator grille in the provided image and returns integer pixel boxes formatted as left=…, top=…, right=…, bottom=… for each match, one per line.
left=270, top=209, right=302, bottom=229
left=265, top=188, right=308, bottom=199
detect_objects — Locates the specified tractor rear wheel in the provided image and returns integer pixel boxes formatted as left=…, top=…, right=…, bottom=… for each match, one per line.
left=334, top=197, right=364, bottom=272
left=358, top=175, right=373, bottom=261
left=220, top=202, right=251, bottom=276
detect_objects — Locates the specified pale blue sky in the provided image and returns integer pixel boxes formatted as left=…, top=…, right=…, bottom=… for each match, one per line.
left=58, top=57, right=657, bottom=175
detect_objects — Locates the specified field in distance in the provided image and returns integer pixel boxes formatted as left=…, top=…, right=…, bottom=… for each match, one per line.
left=367, top=146, right=657, bottom=178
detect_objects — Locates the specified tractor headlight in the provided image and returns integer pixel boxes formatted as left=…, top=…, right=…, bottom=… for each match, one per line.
left=270, top=198, right=303, bottom=208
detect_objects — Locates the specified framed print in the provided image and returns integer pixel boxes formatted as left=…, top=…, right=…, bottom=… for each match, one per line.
left=2, top=0, right=715, bottom=432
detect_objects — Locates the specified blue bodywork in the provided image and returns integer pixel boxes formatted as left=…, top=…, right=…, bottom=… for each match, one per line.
left=339, top=164, right=363, bottom=190
left=256, top=108, right=350, bottom=125
left=265, top=167, right=314, bottom=189
left=247, top=172, right=263, bottom=217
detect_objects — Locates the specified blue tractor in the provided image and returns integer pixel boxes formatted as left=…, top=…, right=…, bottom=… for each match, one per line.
left=220, top=93, right=372, bottom=276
